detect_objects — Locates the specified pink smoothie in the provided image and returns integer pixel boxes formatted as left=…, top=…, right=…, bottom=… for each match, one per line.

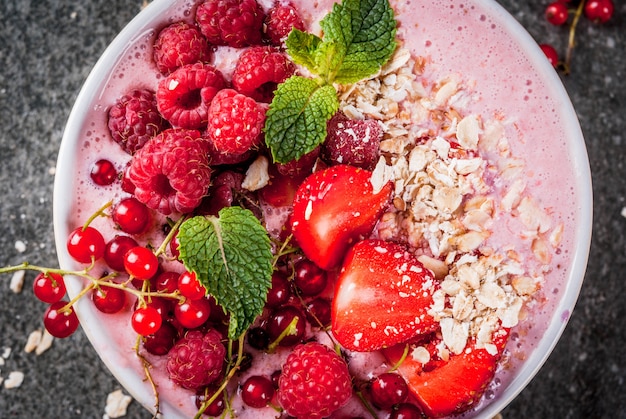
left=56, top=0, right=589, bottom=418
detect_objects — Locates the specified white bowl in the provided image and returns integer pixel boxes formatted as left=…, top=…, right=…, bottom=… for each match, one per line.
left=54, top=0, right=592, bottom=417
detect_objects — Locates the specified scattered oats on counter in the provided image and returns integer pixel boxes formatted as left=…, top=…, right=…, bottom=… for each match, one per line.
left=14, top=240, right=27, bottom=253
left=103, top=389, right=133, bottom=419
left=9, top=270, right=25, bottom=294
left=24, top=329, right=55, bottom=355
left=339, top=46, right=563, bottom=355
left=3, top=371, right=25, bottom=389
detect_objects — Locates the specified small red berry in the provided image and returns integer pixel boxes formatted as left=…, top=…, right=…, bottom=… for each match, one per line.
left=67, top=226, right=105, bottom=264
left=293, top=258, right=327, bottom=296
left=584, top=0, right=614, bottom=23
left=43, top=301, right=80, bottom=338
left=90, top=159, right=118, bottom=186
left=177, top=271, right=206, bottom=300
left=369, top=373, right=409, bottom=409
left=104, top=235, right=139, bottom=272
left=112, top=197, right=151, bottom=234
left=33, top=272, right=66, bottom=304
left=91, top=283, right=126, bottom=314
left=390, top=403, right=422, bottom=419
left=545, top=1, right=569, bottom=25
left=241, top=375, right=275, bottom=408
left=131, top=306, right=163, bottom=336
left=174, top=297, right=212, bottom=329
left=539, top=43, right=559, bottom=68
left=195, top=387, right=226, bottom=417
left=124, top=246, right=159, bottom=280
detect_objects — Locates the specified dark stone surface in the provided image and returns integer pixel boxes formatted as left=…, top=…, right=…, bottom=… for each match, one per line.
left=0, top=0, right=624, bottom=418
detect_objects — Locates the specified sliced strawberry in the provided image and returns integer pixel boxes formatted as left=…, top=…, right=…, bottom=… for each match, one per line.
left=259, top=165, right=308, bottom=208
left=290, top=165, right=392, bottom=270
left=383, top=327, right=510, bottom=418
left=332, top=239, right=439, bottom=352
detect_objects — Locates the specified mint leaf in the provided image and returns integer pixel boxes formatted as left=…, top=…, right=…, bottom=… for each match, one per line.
left=285, top=29, right=323, bottom=74
left=265, top=76, right=339, bottom=164
left=177, top=207, right=273, bottom=339
left=320, top=0, right=397, bottom=84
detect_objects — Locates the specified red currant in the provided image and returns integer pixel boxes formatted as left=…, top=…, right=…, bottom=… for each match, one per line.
left=91, top=283, right=126, bottom=314
left=390, top=403, right=422, bottom=419
left=112, top=197, right=151, bottom=234
left=266, top=306, right=306, bottom=347
left=241, top=375, right=275, bottom=408
left=265, top=271, right=292, bottom=308
left=293, top=258, right=327, bottom=296
left=90, top=159, right=118, bottom=186
left=545, top=1, right=569, bottom=25
left=131, top=306, right=162, bottom=336
left=195, top=387, right=226, bottom=417
left=67, top=226, right=105, bottom=263
left=143, top=321, right=178, bottom=355
left=104, top=235, right=139, bottom=272
left=43, top=301, right=80, bottom=338
left=539, top=43, right=559, bottom=68
left=124, top=246, right=159, bottom=280
left=584, top=0, right=614, bottom=23
left=177, top=271, right=206, bottom=300
left=169, top=231, right=181, bottom=260
left=174, top=297, right=211, bottom=329
left=155, top=270, right=180, bottom=294
left=32, top=272, right=66, bottom=304
left=369, top=372, right=409, bottom=409
left=305, top=297, right=332, bottom=327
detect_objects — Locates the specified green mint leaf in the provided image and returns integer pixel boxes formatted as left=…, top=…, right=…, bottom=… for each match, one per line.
left=177, top=207, right=273, bottom=340
left=265, top=75, right=339, bottom=164
left=320, top=0, right=397, bottom=84
left=285, top=29, right=323, bottom=74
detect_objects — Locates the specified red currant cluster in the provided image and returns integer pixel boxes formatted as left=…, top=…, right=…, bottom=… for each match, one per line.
left=540, top=0, right=614, bottom=73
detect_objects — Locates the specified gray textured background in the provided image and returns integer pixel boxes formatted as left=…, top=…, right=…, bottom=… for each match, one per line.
left=0, top=0, right=624, bottom=418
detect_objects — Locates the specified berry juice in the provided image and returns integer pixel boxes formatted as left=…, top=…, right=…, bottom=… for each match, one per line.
left=55, top=0, right=589, bottom=418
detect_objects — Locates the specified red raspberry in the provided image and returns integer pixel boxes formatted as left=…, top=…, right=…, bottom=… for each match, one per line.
left=232, top=46, right=295, bottom=103
left=195, top=0, right=264, bottom=48
left=156, top=62, right=227, bottom=129
left=322, top=112, right=382, bottom=170
left=277, top=342, right=352, bottom=418
left=166, top=329, right=225, bottom=390
left=264, top=2, right=305, bottom=46
left=127, top=128, right=212, bottom=215
left=107, top=89, right=168, bottom=154
left=206, top=88, right=266, bottom=155
left=153, top=21, right=212, bottom=75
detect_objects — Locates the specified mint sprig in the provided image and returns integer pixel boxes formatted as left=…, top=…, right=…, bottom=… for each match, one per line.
left=265, top=0, right=397, bottom=164
left=177, top=207, right=273, bottom=340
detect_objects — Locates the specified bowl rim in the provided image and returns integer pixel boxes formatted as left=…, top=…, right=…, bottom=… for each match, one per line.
left=53, top=0, right=592, bottom=417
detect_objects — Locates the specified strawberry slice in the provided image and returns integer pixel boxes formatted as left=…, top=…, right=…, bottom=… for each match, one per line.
left=383, top=327, right=510, bottom=418
left=331, top=239, right=439, bottom=352
left=290, top=165, right=392, bottom=270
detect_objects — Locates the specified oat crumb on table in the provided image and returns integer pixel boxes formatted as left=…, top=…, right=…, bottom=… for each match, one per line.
left=3, top=371, right=25, bottom=389
left=103, top=389, right=133, bottom=419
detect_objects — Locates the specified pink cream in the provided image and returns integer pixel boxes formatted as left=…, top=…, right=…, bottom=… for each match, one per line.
left=61, top=0, right=585, bottom=418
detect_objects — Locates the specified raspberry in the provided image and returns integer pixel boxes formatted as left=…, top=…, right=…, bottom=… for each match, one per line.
left=127, top=128, right=212, bottom=215
left=107, top=89, right=168, bottom=154
left=156, top=62, right=227, bottom=129
left=153, top=21, right=212, bottom=75
left=206, top=89, right=266, bottom=155
left=166, top=329, right=226, bottom=390
left=195, top=0, right=264, bottom=48
left=322, top=112, right=382, bottom=170
left=264, top=2, right=305, bottom=46
left=277, top=342, right=352, bottom=418
left=232, top=46, right=295, bottom=103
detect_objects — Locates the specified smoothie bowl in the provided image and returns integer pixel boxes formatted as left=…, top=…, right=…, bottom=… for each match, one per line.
left=53, top=0, right=592, bottom=417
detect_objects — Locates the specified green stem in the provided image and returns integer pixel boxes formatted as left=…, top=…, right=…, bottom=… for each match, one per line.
left=563, top=0, right=586, bottom=75
left=82, top=200, right=113, bottom=230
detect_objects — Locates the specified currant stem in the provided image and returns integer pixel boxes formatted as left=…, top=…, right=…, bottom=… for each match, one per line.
left=267, top=315, right=300, bottom=353
left=563, top=0, right=586, bottom=75
left=134, top=335, right=161, bottom=418
left=388, top=343, right=410, bottom=372
left=194, top=334, right=246, bottom=419
left=82, top=200, right=113, bottom=230
left=154, top=216, right=186, bottom=258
